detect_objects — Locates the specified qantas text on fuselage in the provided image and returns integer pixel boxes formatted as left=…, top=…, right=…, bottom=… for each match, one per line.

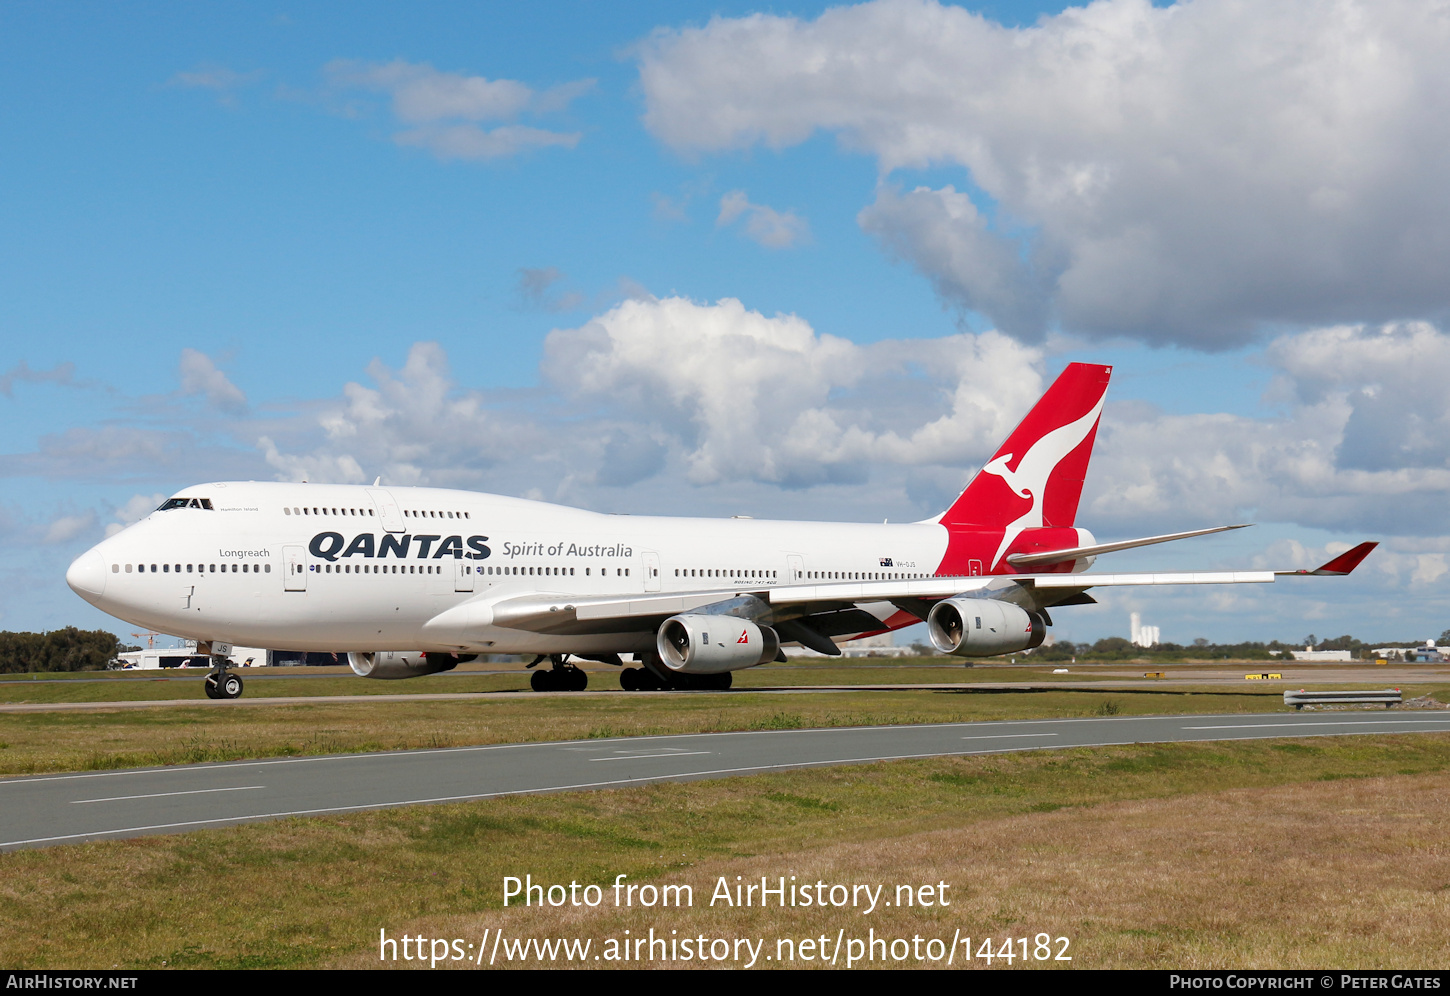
left=65, top=364, right=1377, bottom=692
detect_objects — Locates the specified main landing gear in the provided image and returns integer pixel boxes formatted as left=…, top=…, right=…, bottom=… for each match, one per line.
left=521, top=654, right=734, bottom=692
left=619, top=666, right=731, bottom=691
left=203, top=656, right=243, bottom=699
left=527, top=655, right=589, bottom=692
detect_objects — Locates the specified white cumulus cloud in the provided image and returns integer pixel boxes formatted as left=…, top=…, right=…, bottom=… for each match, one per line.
left=1083, top=323, right=1450, bottom=537
left=541, top=295, right=1041, bottom=487
left=43, top=512, right=96, bottom=545
left=105, top=494, right=166, bottom=538
left=257, top=342, right=542, bottom=488
left=638, top=0, right=1450, bottom=346
left=325, top=59, right=589, bottom=162
left=717, top=191, right=811, bottom=248
left=178, top=349, right=247, bottom=413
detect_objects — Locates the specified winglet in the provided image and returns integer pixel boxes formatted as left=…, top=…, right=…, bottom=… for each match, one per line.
left=1277, top=541, right=1378, bottom=577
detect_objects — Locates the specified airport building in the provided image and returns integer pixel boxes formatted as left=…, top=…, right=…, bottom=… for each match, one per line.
left=1369, top=642, right=1444, bottom=663
left=1129, top=612, right=1160, bottom=648
left=113, top=642, right=346, bottom=669
left=1288, top=648, right=1354, bottom=661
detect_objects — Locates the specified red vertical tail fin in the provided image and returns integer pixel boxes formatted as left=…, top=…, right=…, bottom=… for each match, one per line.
left=936, top=363, right=1110, bottom=573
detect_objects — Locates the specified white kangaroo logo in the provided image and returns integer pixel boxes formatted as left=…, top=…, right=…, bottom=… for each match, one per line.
left=983, top=394, right=1106, bottom=569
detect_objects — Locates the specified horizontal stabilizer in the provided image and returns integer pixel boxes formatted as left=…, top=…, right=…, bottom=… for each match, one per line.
left=1275, top=541, right=1378, bottom=577
left=1005, top=523, right=1252, bottom=567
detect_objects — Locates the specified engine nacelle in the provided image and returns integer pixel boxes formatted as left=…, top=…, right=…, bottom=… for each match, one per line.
left=926, top=598, right=1046, bottom=657
left=348, top=651, right=471, bottom=680
left=656, top=614, right=780, bottom=674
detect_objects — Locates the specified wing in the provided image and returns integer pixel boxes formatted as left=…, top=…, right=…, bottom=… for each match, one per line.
left=427, top=542, right=1378, bottom=653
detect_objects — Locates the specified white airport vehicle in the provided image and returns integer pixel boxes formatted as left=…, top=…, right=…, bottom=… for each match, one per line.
left=65, top=364, right=1375, bottom=698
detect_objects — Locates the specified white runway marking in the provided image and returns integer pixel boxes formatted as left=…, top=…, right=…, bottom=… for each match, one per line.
left=960, top=733, right=1059, bottom=740
left=72, top=785, right=266, bottom=805
left=1182, top=720, right=1450, bottom=730
left=590, top=751, right=714, bottom=762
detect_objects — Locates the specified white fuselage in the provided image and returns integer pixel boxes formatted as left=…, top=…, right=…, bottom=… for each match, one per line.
left=68, top=482, right=955, bottom=654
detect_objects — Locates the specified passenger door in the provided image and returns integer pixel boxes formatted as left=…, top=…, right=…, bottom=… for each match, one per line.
left=788, top=554, right=805, bottom=583
left=367, top=488, right=406, bottom=533
left=643, top=551, right=661, bottom=592
left=454, top=558, right=476, bottom=593
left=284, top=545, right=307, bottom=591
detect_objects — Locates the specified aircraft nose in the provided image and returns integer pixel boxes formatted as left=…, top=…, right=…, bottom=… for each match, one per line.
left=66, top=549, right=107, bottom=598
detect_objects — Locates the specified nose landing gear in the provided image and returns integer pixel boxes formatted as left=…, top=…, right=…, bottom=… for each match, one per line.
left=203, top=655, right=244, bottom=699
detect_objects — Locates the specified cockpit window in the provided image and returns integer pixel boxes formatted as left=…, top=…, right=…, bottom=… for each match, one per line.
left=157, top=497, right=214, bottom=511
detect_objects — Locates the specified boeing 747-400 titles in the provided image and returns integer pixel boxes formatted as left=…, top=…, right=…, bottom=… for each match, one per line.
left=65, top=364, right=1376, bottom=698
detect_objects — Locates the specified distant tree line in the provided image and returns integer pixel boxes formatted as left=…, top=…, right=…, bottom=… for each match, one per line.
left=0, top=628, right=128, bottom=674
left=1018, top=632, right=1447, bottom=662
left=906, top=632, right=1449, bottom=662
left=1026, top=639, right=1282, bottom=662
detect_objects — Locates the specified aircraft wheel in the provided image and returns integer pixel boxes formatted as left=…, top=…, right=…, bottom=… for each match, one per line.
left=620, top=667, right=639, bottom=691
left=204, top=674, right=222, bottom=699
left=571, top=668, right=589, bottom=692
left=710, top=672, right=733, bottom=690
left=530, top=669, right=549, bottom=692
left=220, top=673, right=244, bottom=699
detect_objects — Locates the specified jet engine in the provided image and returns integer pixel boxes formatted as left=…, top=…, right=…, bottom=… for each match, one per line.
left=926, top=597, right=1046, bottom=657
left=656, top=614, right=780, bottom=674
left=348, top=651, right=473, bottom=680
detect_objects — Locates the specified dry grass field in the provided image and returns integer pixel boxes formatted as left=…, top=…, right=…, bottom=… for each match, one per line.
left=2, top=734, right=1448, bottom=969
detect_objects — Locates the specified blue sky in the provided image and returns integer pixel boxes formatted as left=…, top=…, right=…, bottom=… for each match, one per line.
left=4, top=0, right=1448, bottom=647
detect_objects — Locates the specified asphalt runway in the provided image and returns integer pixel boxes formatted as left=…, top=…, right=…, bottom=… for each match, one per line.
left=4, top=711, right=1450, bottom=851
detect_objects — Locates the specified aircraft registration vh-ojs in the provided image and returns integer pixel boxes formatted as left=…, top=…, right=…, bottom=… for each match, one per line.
left=66, top=363, right=1375, bottom=699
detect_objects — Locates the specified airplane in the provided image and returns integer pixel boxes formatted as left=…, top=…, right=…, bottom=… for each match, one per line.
left=64, top=362, right=1376, bottom=699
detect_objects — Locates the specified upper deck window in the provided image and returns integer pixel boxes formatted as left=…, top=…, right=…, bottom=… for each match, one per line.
left=157, top=498, right=213, bottom=511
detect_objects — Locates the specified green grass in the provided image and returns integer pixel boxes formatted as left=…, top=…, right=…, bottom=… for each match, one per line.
left=2, top=658, right=1437, bottom=704
left=3, top=672, right=1446, bottom=778
left=0, top=685, right=1330, bottom=777
left=0, top=661, right=1094, bottom=704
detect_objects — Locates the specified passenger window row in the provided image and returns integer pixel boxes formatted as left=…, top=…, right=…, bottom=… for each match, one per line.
left=310, top=564, right=441, bottom=574
left=292, top=564, right=632, bottom=577
left=285, top=507, right=374, bottom=517
left=280, top=506, right=470, bottom=519
left=804, top=571, right=920, bottom=580
left=114, top=563, right=270, bottom=574
left=482, top=566, right=629, bottom=577
left=675, top=568, right=778, bottom=579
